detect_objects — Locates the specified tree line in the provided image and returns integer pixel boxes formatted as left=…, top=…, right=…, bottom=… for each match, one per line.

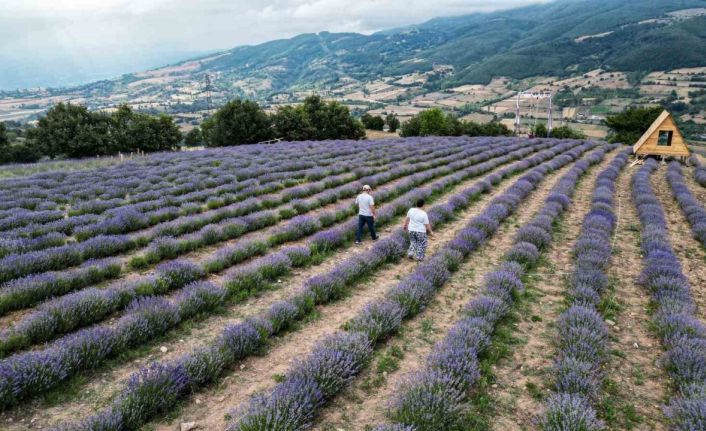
left=0, top=96, right=367, bottom=164
left=1, top=104, right=181, bottom=164
left=2, top=97, right=655, bottom=166
left=399, top=108, right=513, bottom=137
left=188, top=95, right=366, bottom=147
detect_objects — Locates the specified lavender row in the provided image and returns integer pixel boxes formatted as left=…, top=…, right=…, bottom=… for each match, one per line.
left=0, top=140, right=372, bottom=210
left=0, top=139, right=531, bottom=322
left=692, top=155, right=706, bottom=188
left=378, top=145, right=613, bottom=431
left=42, top=140, right=591, bottom=428
left=539, top=149, right=630, bottom=430
left=0, top=140, right=479, bottom=283
left=0, top=234, right=150, bottom=284
left=59, top=139, right=464, bottom=239
left=632, top=160, right=706, bottom=430
left=1, top=139, right=469, bottom=219
left=3, top=139, right=457, bottom=241
left=124, top=139, right=492, bottom=263
left=0, top=144, right=336, bottom=223
left=0, top=139, right=411, bottom=237
left=666, top=161, right=706, bottom=249
left=0, top=137, right=555, bottom=401
left=0, top=139, right=546, bottom=358
left=0, top=139, right=406, bottom=202
left=226, top=142, right=601, bottom=430
left=0, top=258, right=122, bottom=317
left=128, top=138, right=530, bottom=267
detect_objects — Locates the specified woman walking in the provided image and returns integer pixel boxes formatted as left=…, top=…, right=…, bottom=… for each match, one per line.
left=404, top=198, right=433, bottom=261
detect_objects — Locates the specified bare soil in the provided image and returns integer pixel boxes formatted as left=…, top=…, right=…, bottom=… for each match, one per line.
left=603, top=165, right=671, bottom=430
left=652, top=165, right=706, bottom=319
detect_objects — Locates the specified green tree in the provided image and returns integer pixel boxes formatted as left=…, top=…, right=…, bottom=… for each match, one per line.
left=0, top=122, right=8, bottom=153
left=400, top=108, right=461, bottom=137
left=0, top=124, right=43, bottom=165
left=419, top=108, right=450, bottom=136
left=461, top=120, right=512, bottom=137
left=479, top=122, right=512, bottom=137
left=32, top=103, right=181, bottom=158
left=386, top=114, right=400, bottom=133
left=301, top=95, right=364, bottom=140
left=604, top=106, right=663, bottom=144
left=203, top=99, right=272, bottom=147
left=271, top=96, right=364, bottom=141
left=110, top=105, right=181, bottom=153
left=34, top=103, right=103, bottom=158
left=361, top=113, right=385, bottom=130
left=271, top=105, right=314, bottom=142
left=126, top=112, right=182, bottom=152
left=400, top=115, right=421, bottom=137
left=184, top=127, right=204, bottom=147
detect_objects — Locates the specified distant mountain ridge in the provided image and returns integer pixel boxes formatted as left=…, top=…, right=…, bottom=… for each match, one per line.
left=4, top=0, right=706, bottom=101
left=153, top=0, right=706, bottom=93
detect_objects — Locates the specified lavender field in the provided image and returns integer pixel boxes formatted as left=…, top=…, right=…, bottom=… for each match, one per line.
left=0, top=138, right=705, bottom=430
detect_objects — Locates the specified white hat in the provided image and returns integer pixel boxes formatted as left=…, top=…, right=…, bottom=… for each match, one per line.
left=362, top=185, right=372, bottom=191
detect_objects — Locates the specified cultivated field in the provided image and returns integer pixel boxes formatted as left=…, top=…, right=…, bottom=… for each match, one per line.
left=0, top=138, right=705, bottom=430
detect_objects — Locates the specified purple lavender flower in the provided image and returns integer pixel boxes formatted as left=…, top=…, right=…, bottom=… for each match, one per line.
left=266, top=300, right=301, bottom=333
left=389, top=371, right=465, bottom=429
left=464, top=295, right=510, bottom=326
left=345, top=300, right=405, bottom=343
left=539, top=393, right=604, bottom=431
left=175, top=282, right=226, bottom=318
left=515, top=225, right=552, bottom=250
left=228, top=376, right=323, bottom=431
left=504, top=241, right=540, bottom=267
left=156, top=260, right=204, bottom=291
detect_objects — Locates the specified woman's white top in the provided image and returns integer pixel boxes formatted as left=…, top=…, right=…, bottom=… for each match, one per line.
left=407, top=208, right=429, bottom=233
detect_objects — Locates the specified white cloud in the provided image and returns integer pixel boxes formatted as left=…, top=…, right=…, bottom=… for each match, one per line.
left=0, top=0, right=551, bottom=88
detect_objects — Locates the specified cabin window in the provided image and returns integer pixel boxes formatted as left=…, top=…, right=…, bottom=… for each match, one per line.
left=658, top=130, right=673, bottom=146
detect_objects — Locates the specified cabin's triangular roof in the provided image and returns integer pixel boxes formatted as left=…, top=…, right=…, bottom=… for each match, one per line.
left=632, top=110, right=676, bottom=153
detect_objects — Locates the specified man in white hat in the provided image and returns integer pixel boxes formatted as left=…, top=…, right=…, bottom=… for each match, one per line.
left=355, top=184, right=378, bottom=244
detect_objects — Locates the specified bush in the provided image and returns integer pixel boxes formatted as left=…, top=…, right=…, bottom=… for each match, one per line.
left=401, top=108, right=511, bottom=138
left=550, top=125, right=586, bottom=140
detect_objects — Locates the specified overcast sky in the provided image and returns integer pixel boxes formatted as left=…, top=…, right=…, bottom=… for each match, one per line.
left=0, top=0, right=549, bottom=89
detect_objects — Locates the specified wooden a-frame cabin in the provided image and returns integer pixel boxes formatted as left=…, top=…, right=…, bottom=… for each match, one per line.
left=633, top=110, right=690, bottom=161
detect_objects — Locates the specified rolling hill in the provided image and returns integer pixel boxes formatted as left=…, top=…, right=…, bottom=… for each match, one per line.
left=2, top=0, right=706, bottom=137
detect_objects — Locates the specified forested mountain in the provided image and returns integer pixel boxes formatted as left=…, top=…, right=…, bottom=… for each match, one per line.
left=175, top=0, right=706, bottom=91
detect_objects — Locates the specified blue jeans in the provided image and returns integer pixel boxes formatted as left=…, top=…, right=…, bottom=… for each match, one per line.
left=356, top=215, right=377, bottom=242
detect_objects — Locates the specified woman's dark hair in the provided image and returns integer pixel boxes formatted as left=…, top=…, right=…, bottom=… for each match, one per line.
left=416, top=199, right=425, bottom=208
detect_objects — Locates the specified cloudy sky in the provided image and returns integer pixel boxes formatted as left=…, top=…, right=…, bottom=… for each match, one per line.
left=0, top=0, right=549, bottom=89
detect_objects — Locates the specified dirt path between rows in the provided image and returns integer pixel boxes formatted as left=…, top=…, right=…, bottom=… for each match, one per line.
left=0, top=154, right=536, bottom=430
left=652, top=165, right=706, bottom=320
left=312, top=158, right=583, bottom=430
left=602, top=165, right=671, bottom=430
left=480, top=150, right=618, bottom=430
